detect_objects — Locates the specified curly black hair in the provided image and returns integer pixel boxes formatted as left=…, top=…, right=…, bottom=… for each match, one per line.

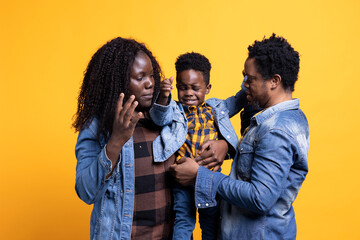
left=175, top=52, right=211, bottom=85
left=248, top=33, right=300, bottom=92
left=73, top=37, right=162, bottom=137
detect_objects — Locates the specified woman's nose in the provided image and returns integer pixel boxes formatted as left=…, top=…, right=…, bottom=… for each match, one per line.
left=145, top=76, right=154, bottom=88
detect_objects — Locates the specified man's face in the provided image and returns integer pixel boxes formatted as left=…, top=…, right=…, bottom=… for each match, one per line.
left=243, top=58, right=272, bottom=109
left=128, top=51, right=155, bottom=112
left=176, top=69, right=211, bottom=106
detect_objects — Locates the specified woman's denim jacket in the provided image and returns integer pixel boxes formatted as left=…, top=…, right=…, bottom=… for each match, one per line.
left=75, top=117, right=181, bottom=240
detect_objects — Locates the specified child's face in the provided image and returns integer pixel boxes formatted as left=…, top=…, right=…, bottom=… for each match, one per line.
left=176, top=69, right=211, bottom=106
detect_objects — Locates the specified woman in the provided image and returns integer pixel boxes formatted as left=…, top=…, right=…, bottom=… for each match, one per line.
left=73, top=37, right=176, bottom=239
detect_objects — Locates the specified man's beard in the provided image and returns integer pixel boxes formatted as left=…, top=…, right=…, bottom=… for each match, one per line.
left=250, top=99, right=261, bottom=109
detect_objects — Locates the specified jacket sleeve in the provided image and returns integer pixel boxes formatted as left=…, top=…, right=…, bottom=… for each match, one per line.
left=223, top=87, right=248, bottom=118
left=75, top=125, right=117, bottom=205
left=195, top=130, right=299, bottom=215
left=149, top=94, right=176, bottom=127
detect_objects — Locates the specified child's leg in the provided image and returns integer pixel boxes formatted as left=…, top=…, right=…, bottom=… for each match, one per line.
left=198, top=199, right=220, bottom=240
left=173, top=184, right=196, bottom=240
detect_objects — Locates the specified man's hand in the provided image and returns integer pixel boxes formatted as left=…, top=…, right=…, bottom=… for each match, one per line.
left=196, top=140, right=229, bottom=172
left=170, top=157, right=199, bottom=186
left=156, top=77, right=174, bottom=106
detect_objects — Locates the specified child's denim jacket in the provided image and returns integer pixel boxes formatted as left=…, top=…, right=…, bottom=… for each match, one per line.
left=150, top=89, right=247, bottom=158
left=149, top=89, right=247, bottom=238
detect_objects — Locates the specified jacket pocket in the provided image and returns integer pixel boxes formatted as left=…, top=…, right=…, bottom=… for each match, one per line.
left=237, top=142, right=254, bottom=181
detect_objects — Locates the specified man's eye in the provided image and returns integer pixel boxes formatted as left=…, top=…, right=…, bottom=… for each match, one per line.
left=193, top=88, right=200, bottom=91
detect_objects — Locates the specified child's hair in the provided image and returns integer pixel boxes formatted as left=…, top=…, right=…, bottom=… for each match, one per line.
left=73, top=37, right=162, bottom=137
left=248, top=33, right=300, bottom=92
left=175, top=52, right=211, bottom=85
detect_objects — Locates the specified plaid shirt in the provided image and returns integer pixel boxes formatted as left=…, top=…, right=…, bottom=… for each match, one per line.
left=177, top=102, right=218, bottom=159
left=131, top=118, right=175, bottom=240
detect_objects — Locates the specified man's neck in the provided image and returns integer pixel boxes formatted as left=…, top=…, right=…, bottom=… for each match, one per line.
left=265, top=92, right=293, bottom=109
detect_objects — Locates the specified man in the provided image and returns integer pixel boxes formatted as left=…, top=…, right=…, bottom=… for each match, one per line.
left=170, top=34, right=310, bottom=240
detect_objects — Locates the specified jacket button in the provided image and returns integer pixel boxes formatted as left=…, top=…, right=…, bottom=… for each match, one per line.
left=197, top=203, right=201, bottom=207
left=205, top=203, right=209, bottom=207
left=221, top=111, right=225, bottom=114
left=226, top=135, right=230, bottom=139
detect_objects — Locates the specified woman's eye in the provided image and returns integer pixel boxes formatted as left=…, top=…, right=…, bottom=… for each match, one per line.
left=137, top=76, right=143, bottom=81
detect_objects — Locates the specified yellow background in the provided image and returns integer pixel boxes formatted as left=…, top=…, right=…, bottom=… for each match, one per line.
left=1, top=0, right=359, bottom=239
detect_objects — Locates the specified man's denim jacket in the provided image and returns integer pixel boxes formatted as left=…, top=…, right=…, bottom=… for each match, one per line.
left=194, top=99, right=310, bottom=240
left=75, top=117, right=180, bottom=240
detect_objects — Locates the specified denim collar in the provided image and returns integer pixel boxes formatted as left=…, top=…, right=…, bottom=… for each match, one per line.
left=252, top=99, right=300, bottom=125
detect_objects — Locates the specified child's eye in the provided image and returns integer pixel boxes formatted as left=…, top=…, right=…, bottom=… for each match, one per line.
left=136, top=76, right=143, bottom=81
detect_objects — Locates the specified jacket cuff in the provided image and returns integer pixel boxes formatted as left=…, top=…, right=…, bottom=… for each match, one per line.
left=101, top=144, right=121, bottom=177
left=194, top=166, right=225, bottom=208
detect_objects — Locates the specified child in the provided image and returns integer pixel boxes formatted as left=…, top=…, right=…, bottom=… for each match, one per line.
left=150, top=52, right=247, bottom=239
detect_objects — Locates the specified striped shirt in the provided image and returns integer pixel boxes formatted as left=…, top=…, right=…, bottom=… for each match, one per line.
left=177, top=102, right=218, bottom=160
left=131, top=118, right=175, bottom=240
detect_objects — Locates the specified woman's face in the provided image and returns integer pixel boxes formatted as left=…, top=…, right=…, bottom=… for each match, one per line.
left=128, top=51, right=155, bottom=112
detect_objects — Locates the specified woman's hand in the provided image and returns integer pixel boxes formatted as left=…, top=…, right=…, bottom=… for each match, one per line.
left=195, top=140, right=229, bottom=172
left=106, top=93, right=142, bottom=167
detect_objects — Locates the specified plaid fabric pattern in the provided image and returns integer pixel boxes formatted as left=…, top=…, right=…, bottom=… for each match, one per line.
left=177, top=102, right=218, bottom=160
left=131, top=118, right=175, bottom=240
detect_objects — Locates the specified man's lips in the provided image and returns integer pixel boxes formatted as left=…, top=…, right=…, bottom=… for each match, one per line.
left=245, top=90, right=253, bottom=101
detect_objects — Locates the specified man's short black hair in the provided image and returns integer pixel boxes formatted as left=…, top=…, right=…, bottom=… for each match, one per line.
left=248, top=33, right=300, bottom=92
left=175, top=52, right=211, bottom=85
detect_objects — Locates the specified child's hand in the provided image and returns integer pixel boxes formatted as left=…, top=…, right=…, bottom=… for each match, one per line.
left=160, top=76, right=174, bottom=98
left=157, top=76, right=174, bottom=105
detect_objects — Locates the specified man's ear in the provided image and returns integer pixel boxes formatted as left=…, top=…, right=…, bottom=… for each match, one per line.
left=271, top=74, right=282, bottom=89
left=205, top=84, right=212, bottom=94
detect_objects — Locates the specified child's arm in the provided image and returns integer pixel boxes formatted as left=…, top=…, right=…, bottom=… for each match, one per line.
left=156, top=77, right=174, bottom=106
left=150, top=77, right=177, bottom=126
left=223, top=76, right=248, bottom=117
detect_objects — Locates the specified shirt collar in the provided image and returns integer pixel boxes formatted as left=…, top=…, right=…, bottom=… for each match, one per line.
left=183, top=101, right=208, bottom=112
left=252, top=99, right=300, bottom=125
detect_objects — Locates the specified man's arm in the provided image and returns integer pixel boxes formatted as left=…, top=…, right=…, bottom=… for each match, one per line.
left=174, top=129, right=300, bottom=214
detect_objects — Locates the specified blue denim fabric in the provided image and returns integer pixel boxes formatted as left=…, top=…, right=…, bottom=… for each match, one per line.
left=194, top=99, right=310, bottom=240
left=75, top=118, right=177, bottom=240
left=150, top=89, right=247, bottom=239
